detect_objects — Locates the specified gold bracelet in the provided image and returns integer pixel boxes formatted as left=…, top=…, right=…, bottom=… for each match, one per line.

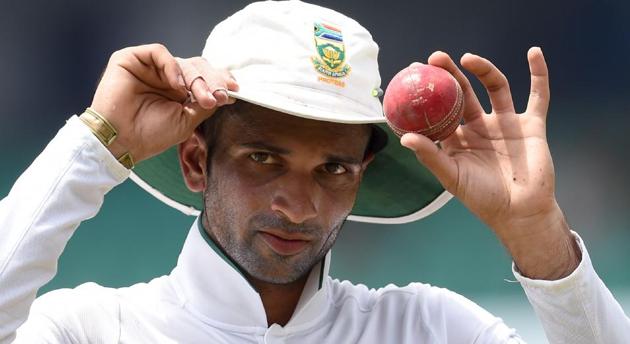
left=79, top=108, right=135, bottom=169
left=117, top=152, right=135, bottom=170
left=80, top=108, right=117, bottom=146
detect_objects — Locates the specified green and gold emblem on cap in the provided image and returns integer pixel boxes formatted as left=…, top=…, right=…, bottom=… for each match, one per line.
left=311, top=22, right=351, bottom=79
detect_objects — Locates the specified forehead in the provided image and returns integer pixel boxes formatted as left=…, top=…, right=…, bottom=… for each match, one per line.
left=219, top=104, right=371, bottom=151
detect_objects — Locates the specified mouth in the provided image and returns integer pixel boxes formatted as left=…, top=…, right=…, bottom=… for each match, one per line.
left=259, top=230, right=310, bottom=256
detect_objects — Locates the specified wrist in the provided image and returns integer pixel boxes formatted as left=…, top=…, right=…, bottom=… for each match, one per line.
left=106, top=141, right=128, bottom=160
left=79, top=108, right=135, bottom=169
left=497, top=205, right=581, bottom=280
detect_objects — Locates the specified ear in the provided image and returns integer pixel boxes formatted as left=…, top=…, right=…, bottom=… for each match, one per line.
left=361, top=151, right=376, bottom=170
left=178, top=129, right=208, bottom=192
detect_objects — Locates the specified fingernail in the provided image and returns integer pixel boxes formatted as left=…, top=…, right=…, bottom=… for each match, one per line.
left=400, top=134, right=413, bottom=148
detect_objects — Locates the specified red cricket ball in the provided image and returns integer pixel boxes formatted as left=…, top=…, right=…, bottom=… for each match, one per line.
left=383, top=63, right=464, bottom=141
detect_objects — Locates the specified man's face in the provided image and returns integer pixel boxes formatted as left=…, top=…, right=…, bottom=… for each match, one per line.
left=203, top=104, right=372, bottom=284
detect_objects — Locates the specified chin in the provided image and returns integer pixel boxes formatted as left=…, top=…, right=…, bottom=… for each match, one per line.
left=245, top=264, right=309, bottom=284
left=245, top=252, right=317, bottom=285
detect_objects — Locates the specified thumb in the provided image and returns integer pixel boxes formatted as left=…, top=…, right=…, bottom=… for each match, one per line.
left=400, top=133, right=459, bottom=192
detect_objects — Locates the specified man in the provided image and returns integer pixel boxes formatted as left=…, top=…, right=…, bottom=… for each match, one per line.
left=0, top=1, right=628, bottom=343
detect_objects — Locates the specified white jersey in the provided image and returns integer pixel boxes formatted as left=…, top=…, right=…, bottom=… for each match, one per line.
left=0, top=116, right=628, bottom=343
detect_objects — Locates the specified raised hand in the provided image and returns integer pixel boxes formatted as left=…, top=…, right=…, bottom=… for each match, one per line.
left=90, top=44, right=238, bottom=163
left=401, top=48, right=580, bottom=279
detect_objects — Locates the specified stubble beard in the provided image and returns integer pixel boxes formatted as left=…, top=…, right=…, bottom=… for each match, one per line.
left=203, top=177, right=346, bottom=284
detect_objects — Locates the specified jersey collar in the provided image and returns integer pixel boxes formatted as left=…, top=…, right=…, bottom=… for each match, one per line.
left=169, top=217, right=331, bottom=330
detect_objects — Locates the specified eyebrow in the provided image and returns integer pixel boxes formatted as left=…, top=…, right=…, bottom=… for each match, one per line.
left=326, top=154, right=362, bottom=165
left=240, top=142, right=290, bottom=155
left=239, top=141, right=362, bottom=165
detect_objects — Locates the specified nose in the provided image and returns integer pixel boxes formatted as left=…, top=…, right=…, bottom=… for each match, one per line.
left=270, top=172, right=319, bottom=224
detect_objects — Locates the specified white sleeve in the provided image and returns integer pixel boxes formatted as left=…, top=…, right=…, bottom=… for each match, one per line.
left=0, top=116, right=129, bottom=343
left=514, top=232, right=630, bottom=343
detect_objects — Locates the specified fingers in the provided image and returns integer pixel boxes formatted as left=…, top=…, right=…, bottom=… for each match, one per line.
left=225, top=74, right=239, bottom=92
left=177, top=57, right=240, bottom=109
left=191, top=78, right=218, bottom=109
left=128, top=44, right=187, bottom=97
left=199, top=67, right=239, bottom=105
left=159, top=49, right=186, bottom=92
left=197, top=61, right=234, bottom=104
left=177, top=57, right=216, bottom=109
left=182, top=102, right=218, bottom=130
left=427, top=51, right=484, bottom=123
left=525, top=47, right=550, bottom=118
left=461, top=53, right=515, bottom=115
left=400, top=133, right=458, bottom=193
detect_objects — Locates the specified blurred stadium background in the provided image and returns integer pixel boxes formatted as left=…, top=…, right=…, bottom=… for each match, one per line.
left=1, top=0, right=629, bottom=341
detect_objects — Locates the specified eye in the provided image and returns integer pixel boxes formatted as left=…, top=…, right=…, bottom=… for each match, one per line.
left=249, top=152, right=273, bottom=164
left=323, top=163, right=347, bottom=175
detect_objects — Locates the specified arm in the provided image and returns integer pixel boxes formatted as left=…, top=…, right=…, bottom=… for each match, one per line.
left=0, top=117, right=129, bottom=343
left=401, top=47, right=630, bottom=342
left=514, top=231, right=630, bottom=342
left=0, top=45, right=237, bottom=343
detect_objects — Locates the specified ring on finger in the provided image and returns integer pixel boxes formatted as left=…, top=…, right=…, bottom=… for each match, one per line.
left=186, top=75, right=205, bottom=91
left=212, top=87, right=229, bottom=98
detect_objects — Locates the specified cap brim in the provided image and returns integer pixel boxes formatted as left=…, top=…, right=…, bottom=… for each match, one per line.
left=131, top=90, right=451, bottom=224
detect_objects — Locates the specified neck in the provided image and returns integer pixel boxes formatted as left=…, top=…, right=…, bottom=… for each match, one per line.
left=248, top=274, right=308, bottom=326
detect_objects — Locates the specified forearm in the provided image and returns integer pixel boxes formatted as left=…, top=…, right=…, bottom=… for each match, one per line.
left=515, top=232, right=630, bottom=343
left=0, top=116, right=128, bottom=343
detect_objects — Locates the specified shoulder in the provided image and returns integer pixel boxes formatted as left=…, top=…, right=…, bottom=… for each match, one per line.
left=31, top=282, right=121, bottom=322
left=328, top=277, right=481, bottom=312
left=33, top=276, right=171, bottom=316
left=326, top=278, right=510, bottom=339
left=327, top=278, right=419, bottom=311
left=19, top=276, right=175, bottom=342
left=15, top=282, right=123, bottom=342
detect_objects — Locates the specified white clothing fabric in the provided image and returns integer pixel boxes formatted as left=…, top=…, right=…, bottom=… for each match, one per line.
left=0, top=116, right=628, bottom=343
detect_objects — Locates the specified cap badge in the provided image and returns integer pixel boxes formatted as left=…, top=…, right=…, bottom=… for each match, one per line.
left=311, top=22, right=351, bottom=87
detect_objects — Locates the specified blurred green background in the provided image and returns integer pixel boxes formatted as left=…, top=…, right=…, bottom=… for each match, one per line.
left=1, top=0, right=629, bottom=342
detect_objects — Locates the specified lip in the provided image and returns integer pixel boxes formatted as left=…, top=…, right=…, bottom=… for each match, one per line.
left=260, top=229, right=311, bottom=241
left=259, top=230, right=309, bottom=256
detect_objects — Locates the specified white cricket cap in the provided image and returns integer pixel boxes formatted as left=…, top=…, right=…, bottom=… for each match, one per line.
left=202, top=0, right=385, bottom=124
